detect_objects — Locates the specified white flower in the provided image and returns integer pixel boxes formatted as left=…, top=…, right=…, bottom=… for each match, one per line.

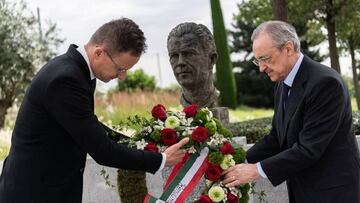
left=154, top=120, right=164, bottom=126
left=158, top=146, right=167, bottom=152
left=178, top=111, right=186, bottom=119
left=220, top=154, right=236, bottom=170
left=135, top=139, right=147, bottom=150
left=207, top=133, right=228, bottom=147
left=188, top=146, right=197, bottom=154
left=206, top=179, right=213, bottom=188
left=141, top=126, right=152, bottom=135
left=208, top=186, right=225, bottom=202
left=153, top=125, right=164, bottom=130
left=165, top=116, right=180, bottom=128
left=229, top=186, right=241, bottom=198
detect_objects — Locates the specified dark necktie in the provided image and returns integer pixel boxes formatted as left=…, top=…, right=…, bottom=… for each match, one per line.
left=90, top=79, right=96, bottom=94
left=282, top=83, right=290, bottom=110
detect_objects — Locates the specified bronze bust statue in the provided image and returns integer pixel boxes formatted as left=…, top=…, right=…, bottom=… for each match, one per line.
left=167, top=22, right=219, bottom=108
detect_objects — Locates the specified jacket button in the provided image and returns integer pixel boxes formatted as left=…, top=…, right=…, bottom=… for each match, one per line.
left=80, top=167, right=84, bottom=173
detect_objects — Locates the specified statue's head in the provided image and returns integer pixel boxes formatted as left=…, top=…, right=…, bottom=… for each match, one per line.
left=167, top=23, right=217, bottom=90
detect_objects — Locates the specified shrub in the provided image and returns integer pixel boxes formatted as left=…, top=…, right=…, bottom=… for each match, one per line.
left=230, top=110, right=360, bottom=144
left=117, top=69, right=156, bottom=92
left=352, top=111, right=360, bottom=135
left=229, top=117, right=272, bottom=144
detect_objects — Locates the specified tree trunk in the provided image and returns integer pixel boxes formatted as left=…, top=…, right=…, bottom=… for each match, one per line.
left=325, top=0, right=341, bottom=74
left=0, top=104, right=8, bottom=129
left=271, top=0, right=289, bottom=22
left=349, top=37, right=360, bottom=110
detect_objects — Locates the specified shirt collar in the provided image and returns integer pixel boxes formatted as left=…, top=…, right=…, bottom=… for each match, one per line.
left=284, top=53, right=304, bottom=87
left=77, top=45, right=95, bottom=80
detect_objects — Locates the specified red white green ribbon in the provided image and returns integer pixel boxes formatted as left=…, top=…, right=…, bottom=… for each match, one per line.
left=144, top=147, right=209, bottom=203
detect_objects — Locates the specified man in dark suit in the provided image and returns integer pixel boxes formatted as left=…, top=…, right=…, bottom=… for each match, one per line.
left=223, top=21, right=360, bottom=202
left=0, top=18, right=188, bottom=203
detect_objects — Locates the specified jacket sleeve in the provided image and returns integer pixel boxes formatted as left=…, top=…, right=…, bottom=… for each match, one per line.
left=261, top=77, right=346, bottom=186
left=99, top=122, right=128, bottom=142
left=43, top=76, right=162, bottom=174
left=247, top=83, right=281, bottom=163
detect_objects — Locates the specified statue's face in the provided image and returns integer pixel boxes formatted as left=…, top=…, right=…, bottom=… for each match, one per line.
left=167, top=34, right=212, bottom=89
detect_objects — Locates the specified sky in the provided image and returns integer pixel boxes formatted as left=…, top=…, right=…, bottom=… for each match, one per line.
left=17, top=0, right=240, bottom=91
left=14, top=0, right=352, bottom=91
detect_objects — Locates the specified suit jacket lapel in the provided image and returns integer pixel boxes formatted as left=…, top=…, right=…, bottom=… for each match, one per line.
left=280, top=56, right=309, bottom=147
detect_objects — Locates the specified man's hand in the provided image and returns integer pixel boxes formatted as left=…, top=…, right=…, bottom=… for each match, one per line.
left=164, top=138, right=189, bottom=166
left=222, top=163, right=260, bottom=187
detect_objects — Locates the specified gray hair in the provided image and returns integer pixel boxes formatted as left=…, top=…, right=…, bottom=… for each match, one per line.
left=251, top=21, right=300, bottom=52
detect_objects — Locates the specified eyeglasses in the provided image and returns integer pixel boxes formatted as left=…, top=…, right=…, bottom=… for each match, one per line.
left=252, top=43, right=286, bottom=67
left=103, top=49, right=127, bottom=73
left=252, top=55, right=272, bottom=66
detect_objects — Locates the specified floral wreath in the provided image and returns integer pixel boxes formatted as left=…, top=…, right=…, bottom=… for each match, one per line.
left=118, top=104, right=250, bottom=203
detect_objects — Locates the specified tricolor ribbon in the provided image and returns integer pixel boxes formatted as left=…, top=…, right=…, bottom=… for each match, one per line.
left=144, top=147, right=209, bottom=203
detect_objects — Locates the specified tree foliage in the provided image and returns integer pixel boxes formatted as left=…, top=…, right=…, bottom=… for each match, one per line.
left=230, top=0, right=326, bottom=108
left=0, top=0, right=63, bottom=128
left=117, top=69, right=156, bottom=92
left=210, top=0, right=237, bottom=109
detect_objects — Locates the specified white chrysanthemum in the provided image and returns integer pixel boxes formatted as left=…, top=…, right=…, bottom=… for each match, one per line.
left=220, top=154, right=236, bottom=170
left=208, top=186, right=225, bottom=202
left=135, top=139, right=147, bottom=150
left=165, top=116, right=180, bottom=128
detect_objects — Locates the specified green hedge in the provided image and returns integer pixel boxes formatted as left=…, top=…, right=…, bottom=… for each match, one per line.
left=229, top=117, right=272, bottom=144
left=230, top=111, right=360, bottom=144
left=352, top=111, right=360, bottom=135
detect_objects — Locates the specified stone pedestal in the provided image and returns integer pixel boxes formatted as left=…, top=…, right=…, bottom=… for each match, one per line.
left=210, top=106, right=229, bottom=127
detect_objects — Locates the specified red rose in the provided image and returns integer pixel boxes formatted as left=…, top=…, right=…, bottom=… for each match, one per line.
left=192, top=127, right=208, bottom=142
left=161, top=128, right=177, bottom=146
left=205, top=164, right=222, bottom=181
left=198, top=194, right=213, bottom=203
left=183, top=104, right=199, bottom=118
left=220, top=142, right=234, bottom=155
left=227, top=192, right=238, bottom=203
left=144, top=142, right=159, bottom=152
left=151, top=104, right=167, bottom=121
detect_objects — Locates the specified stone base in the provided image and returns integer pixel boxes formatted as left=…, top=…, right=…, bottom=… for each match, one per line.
left=210, top=106, right=229, bottom=127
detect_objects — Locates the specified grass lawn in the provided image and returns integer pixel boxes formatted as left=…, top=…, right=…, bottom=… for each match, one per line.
left=229, top=105, right=274, bottom=122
